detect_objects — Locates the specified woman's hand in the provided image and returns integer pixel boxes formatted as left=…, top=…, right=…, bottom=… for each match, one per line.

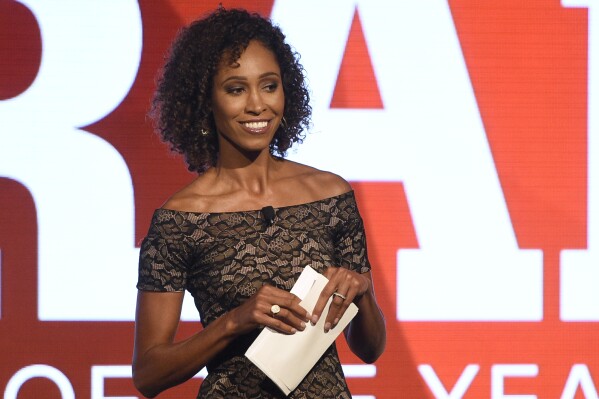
left=310, top=267, right=370, bottom=332
left=225, top=284, right=311, bottom=336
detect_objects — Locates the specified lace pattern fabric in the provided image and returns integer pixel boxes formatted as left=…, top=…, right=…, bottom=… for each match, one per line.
left=137, top=190, right=371, bottom=398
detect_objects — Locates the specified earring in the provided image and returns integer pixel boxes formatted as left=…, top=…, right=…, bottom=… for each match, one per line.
left=200, top=129, right=210, bottom=136
left=280, top=116, right=288, bottom=129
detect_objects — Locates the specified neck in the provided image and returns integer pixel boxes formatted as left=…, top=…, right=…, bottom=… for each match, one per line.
left=214, top=151, right=280, bottom=197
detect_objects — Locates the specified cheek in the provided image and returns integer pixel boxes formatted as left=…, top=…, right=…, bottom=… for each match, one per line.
left=272, top=92, right=285, bottom=113
left=212, top=98, right=242, bottom=122
left=211, top=110, right=234, bottom=136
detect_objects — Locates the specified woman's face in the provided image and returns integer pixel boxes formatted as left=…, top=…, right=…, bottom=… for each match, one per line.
left=211, top=40, right=285, bottom=157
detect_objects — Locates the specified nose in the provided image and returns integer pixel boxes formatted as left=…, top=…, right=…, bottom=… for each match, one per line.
left=245, top=88, right=266, bottom=115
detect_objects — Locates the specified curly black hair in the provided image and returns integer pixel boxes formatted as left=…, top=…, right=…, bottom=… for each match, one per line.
left=150, top=7, right=312, bottom=174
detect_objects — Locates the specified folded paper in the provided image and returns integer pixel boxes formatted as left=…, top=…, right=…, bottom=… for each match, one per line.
left=245, top=266, right=358, bottom=395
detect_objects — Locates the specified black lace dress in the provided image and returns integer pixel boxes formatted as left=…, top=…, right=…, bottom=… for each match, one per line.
left=137, top=190, right=371, bottom=398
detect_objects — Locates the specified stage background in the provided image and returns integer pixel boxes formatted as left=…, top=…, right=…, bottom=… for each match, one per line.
left=1, top=0, right=598, bottom=398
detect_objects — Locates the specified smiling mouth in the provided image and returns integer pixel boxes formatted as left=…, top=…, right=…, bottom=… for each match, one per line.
left=242, top=121, right=268, bottom=129
left=241, top=120, right=270, bottom=134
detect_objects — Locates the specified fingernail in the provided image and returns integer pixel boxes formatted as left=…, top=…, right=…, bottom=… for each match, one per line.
left=311, top=315, right=319, bottom=325
left=306, top=312, right=311, bottom=320
left=333, top=318, right=339, bottom=326
left=324, top=322, right=331, bottom=332
left=291, top=328, right=297, bottom=334
left=300, top=321, right=306, bottom=329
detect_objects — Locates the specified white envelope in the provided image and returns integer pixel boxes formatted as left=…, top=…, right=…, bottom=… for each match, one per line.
left=245, top=266, right=358, bottom=395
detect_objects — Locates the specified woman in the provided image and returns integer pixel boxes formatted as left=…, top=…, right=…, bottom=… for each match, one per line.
left=133, top=7, right=386, bottom=398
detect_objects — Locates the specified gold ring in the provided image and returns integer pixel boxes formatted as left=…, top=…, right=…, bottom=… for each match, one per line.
left=271, top=304, right=281, bottom=317
left=332, top=292, right=347, bottom=300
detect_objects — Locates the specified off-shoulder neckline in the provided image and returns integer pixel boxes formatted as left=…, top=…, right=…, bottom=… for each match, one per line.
left=156, top=190, right=355, bottom=216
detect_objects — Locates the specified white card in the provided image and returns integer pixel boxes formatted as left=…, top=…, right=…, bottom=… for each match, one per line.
left=245, top=266, right=358, bottom=395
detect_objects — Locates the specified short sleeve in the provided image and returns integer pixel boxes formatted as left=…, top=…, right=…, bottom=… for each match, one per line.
left=333, top=194, right=371, bottom=274
left=136, top=210, right=192, bottom=292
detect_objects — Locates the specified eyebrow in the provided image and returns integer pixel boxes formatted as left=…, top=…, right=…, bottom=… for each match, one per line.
left=221, top=72, right=281, bottom=84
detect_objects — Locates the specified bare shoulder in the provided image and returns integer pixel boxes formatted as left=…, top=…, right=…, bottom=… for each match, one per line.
left=306, top=169, right=352, bottom=196
left=160, top=173, right=218, bottom=212
left=160, top=184, right=200, bottom=212
left=279, top=161, right=352, bottom=201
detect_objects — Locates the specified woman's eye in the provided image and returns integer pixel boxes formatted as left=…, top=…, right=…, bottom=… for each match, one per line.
left=263, top=83, right=278, bottom=92
left=226, top=87, right=244, bottom=95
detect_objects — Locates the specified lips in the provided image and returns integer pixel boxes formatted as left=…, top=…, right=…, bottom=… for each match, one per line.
left=241, top=120, right=270, bottom=134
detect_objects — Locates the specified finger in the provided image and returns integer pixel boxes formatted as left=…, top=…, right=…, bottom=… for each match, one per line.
left=264, top=301, right=310, bottom=334
left=262, top=312, right=299, bottom=334
left=310, top=280, right=339, bottom=326
left=271, top=307, right=308, bottom=332
left=324, top=270, right=362, bottom=329
left=247, top=303, right=294, bottom=334
left=332, top=291, right=348, bottom=303
left=323, top=266, right=337, bottom=279
left=261, top=293, right=310, bottom=333
left=324, top=288, right=353, bottom=332
left=258, top=286, right=310, bottom=321
left=273, top=292, right=311, bottom=321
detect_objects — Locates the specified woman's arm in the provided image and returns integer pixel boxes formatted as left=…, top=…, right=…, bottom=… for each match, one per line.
left=132, top=291, right=231, bottom=398
left=132, top=287, right=310, bottom=398
left=343, top=271, right=386, bottom=363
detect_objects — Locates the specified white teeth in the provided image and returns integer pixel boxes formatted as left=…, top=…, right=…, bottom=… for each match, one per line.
left=243, top=121, right=268, bottom=129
